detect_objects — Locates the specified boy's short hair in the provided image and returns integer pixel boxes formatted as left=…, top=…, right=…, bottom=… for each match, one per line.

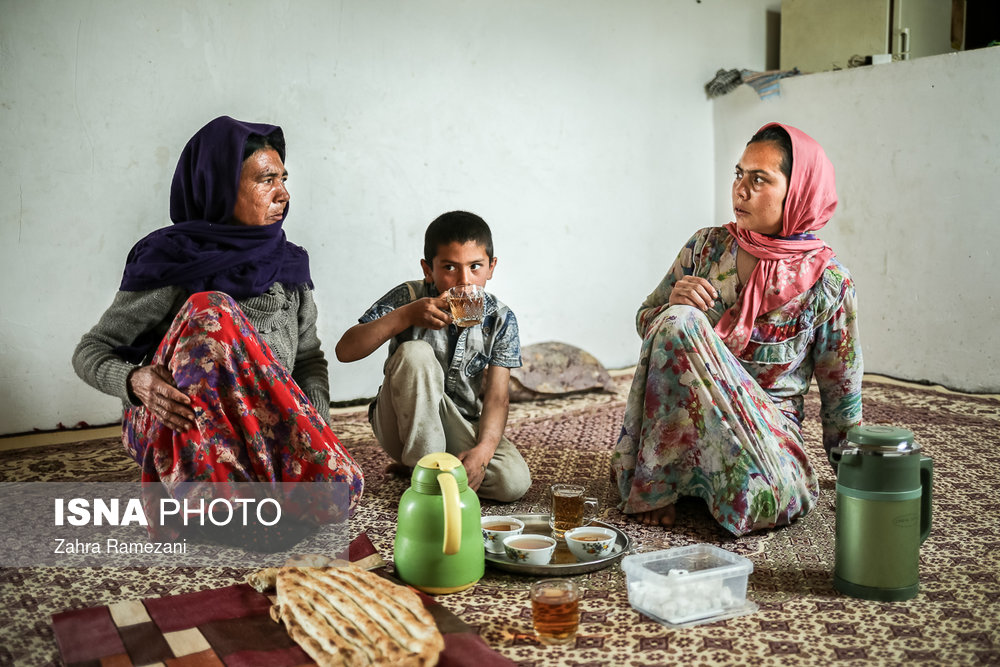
left=423, top=211, right=494, bottom=264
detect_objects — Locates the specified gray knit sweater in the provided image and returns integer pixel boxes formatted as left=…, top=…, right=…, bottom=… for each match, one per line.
left=72, top=284, right=331, bottom=424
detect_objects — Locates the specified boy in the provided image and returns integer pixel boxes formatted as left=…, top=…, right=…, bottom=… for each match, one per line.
left=336, top=211, right=531, bottom=502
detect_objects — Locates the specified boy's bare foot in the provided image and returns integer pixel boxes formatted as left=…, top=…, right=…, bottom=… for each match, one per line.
left=384, top=462, right=412, bottom=478
left=631, top=505, right=675, bottom=527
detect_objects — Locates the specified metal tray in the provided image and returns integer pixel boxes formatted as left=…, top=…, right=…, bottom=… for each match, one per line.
left=483, top=513, right=630, bottom=576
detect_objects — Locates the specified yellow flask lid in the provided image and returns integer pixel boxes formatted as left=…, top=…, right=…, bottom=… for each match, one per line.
left=417, top=452, right=462, bottom=471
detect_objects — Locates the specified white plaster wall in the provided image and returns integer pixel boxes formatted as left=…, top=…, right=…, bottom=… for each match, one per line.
left=712, top=47, right=1000, bottom=392
left=1, top=0, right=775, bottom=434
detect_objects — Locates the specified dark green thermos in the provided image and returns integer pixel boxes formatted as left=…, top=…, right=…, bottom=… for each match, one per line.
left=830, top=425, right=933, bottom=601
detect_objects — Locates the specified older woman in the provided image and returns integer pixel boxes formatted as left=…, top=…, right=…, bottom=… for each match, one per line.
left=611, top=122, right=862, bottom=536
left=73, top=116, right=363, bottom=517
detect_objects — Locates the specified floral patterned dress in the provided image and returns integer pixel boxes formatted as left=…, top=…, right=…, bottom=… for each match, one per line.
left=611, top=227, right=862, bottom=536
left=123, top=291, right=365, bottom=523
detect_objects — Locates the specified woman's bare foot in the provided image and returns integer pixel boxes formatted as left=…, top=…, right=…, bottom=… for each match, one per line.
left=632, top=505, right=676, bottom=527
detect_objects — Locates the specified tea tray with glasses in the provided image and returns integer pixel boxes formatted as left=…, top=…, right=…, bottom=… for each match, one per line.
left=484, top=514, right=630, bottom=576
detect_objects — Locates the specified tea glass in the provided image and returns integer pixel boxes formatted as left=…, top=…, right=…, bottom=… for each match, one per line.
left=531, top=578, right=580, bottom=644
left=548, top=483, right=598, bottom=540
left=445, top=284, right=485, bottom=327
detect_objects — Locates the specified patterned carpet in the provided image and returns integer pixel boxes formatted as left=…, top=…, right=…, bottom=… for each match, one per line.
left=1, top=373, right=999, bottom=666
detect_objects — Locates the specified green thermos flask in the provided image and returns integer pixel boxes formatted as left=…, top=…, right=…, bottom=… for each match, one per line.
left=830, top=425, right=933, bottom=601
left=393, top=452, right=485, bottom=594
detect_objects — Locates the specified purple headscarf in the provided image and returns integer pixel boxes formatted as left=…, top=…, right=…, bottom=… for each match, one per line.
left=118, top=116, right=312, bottom=299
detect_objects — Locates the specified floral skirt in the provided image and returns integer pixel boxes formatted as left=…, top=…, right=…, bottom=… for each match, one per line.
left=611, top=305, right=817, bottom=536
left=123, top=292, right=364, bottom=516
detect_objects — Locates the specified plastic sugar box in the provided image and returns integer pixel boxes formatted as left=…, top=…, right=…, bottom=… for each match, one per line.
left=622, top=544, right=758, bottom=628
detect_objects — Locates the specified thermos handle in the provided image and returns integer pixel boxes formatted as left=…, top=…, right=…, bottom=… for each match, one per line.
left=829, top=445, right=859, bottom=470
left=919, top=456, right=933, bottom=543
left=437, top=472, right=461, bottom=555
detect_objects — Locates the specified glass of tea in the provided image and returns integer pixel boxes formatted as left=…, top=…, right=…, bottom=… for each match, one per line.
left=445, top=284, right=485, bottom=327
left=531, top=578, right=580, bottom=645
left=548, top=483, right=598, bottom=540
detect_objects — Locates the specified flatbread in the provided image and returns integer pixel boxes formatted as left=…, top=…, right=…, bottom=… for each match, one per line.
left=253, top=563, right=443, bottom=666
left=246, top=552, right=385, bottom=593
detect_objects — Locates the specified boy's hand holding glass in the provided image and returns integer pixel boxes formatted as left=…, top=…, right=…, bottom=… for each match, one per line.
left=406, top=297, right=453, bottom=330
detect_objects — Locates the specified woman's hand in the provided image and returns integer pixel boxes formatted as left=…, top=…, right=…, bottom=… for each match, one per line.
left=406, top=297, right=452, bottom=330
left=128, top=365, right=196, bottom=432
left=668, top=276, right=718, bottom=311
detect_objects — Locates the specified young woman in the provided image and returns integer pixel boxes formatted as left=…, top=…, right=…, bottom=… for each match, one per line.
left=612, top=122, right=862, bottom=536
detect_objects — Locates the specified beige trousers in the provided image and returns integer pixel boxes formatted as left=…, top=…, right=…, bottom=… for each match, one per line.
left=371, top=340, right=531, bottom=502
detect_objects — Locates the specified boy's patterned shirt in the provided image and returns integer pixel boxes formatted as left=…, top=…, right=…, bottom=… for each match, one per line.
left=360, top=279, right=521, bottom=420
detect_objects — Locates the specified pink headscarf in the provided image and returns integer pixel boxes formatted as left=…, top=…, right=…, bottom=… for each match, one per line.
left=714, top=122, right=837, bottom=354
